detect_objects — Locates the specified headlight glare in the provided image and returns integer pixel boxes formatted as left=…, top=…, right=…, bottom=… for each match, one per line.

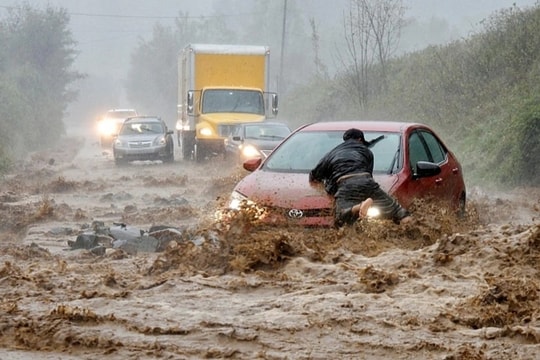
left=241, top=144, right=260, bottom=158
left=200, top=127, right=213, bottom=137
left=367, top=206, right=381, bottom=218
left=98, top=119, right=116, bottom=136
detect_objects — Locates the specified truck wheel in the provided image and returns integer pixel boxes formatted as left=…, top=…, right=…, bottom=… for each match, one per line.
left=182, top=140, right=192, bottom=160
left=194, top=143, right=205, bottom=162
left=181, top=133, right=194, bottom=161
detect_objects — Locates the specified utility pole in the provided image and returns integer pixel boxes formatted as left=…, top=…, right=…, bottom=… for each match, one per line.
left=279, top=0, right=287, bottom=95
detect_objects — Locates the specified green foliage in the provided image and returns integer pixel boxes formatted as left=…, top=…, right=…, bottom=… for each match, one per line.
left=502, top=97, right=540, bottom=186
left=0, top=3, right=82, bottom=170
left=286, top=3, right=540, bottom=188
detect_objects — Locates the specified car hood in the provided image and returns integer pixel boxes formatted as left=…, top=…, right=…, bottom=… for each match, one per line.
left=235, top=169, right=398, bottom=210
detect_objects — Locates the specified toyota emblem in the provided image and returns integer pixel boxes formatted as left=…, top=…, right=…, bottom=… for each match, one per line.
left=288, top=209, right=304, bottom=219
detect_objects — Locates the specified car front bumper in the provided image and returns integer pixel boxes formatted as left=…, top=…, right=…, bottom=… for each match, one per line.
left=113, top=145, right=169, bottom=160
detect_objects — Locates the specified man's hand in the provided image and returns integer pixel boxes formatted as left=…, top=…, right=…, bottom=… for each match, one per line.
left=309, top=178, right=323, bottom=189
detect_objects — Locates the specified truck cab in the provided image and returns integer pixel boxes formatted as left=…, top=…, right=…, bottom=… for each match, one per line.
left=177, top=44, right=278, bottom=162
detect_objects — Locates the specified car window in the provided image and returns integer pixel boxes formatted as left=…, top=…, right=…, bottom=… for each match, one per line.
left=264, top=130, right=400, bottom=173
left=245, top=126, right=259, bottom=139
left=231, top=125, right=242, bottom=137
left=368, top=133, right=401, bottom=173
left=120, top=122, right=163, bottom=135
left=244, top=124, right=291, bottom=140
left=260, top=125, right=291, bottom=139
left=408, top=131, right=430, bottom=172
left=420, top=130, right=447, bottom=164
left=265, top=131, right=342, bottom=172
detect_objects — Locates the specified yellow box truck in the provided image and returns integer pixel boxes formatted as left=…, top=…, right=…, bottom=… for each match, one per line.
left=176, top=44, right=278, bottom=161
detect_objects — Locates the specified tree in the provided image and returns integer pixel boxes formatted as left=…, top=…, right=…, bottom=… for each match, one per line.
left=339, top=0, right=405, bottom=113
left=0, top=3, right=82, bottom=164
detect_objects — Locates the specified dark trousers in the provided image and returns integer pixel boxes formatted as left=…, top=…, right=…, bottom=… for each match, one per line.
left=334, top=176, right=409, bottom=227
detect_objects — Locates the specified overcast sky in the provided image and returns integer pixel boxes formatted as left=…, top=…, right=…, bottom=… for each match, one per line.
left=0, top=0, right=537, bottom=122
left=1, top=0, right=537, bottom=75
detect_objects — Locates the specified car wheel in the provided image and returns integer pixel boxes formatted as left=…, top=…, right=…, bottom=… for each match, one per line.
left=101, top=136, right=111, bottom=148
left=164, top=147, right=174, bottom=163
left=457, top=193, right=466, bottom=218
left=181, top=134, right=194, bottom=161
left=114, top=156, right=127, bottom=166
left=194, top=143, right=205, bottom=163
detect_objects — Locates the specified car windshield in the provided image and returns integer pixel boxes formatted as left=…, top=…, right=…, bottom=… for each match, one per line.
left=202, top=89, right=264, bottom=114
left=264, top=130, right=401, bottom=174
left=244, top=124, right=290, bottom=140
left=119, top=122, right=164, bottom=135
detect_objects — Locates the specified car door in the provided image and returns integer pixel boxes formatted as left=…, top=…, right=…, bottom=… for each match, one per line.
left=406, top=129, right=454, bottom=205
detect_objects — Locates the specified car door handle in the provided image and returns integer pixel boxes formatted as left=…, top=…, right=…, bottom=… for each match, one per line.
left=435, top=178, right=443, bottom=185
left=452, top=167, right=459, bottom=174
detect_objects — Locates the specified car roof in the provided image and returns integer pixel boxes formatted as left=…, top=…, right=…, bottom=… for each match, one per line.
left=297, top=120, right=427, bottom=133
left=124, top=116, right=162, bottom=123
left=108, top=108, right=137, bottom=112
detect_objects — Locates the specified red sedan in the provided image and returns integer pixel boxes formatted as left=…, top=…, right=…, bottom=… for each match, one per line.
left=229, top=121, right=466, bottom=226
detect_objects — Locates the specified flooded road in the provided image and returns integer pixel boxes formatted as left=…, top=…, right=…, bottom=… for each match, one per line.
left=0, top=128, right=538, bottom=359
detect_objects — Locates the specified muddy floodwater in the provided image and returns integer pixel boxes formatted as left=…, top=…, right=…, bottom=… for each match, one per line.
left=0, top=129, right=538, bottom=360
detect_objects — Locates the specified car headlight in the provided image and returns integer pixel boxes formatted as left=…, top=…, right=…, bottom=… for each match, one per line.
left=228, top=191, right=266, bottom=219
left=199, top=127, right=213, bottom=137
left=113, top=138, right=123, bottom=147
left=240, top=144, right=260, bottom=158
left=98, top=119, right=116, bottom=136
left=153, top=135, right=167, bottom=146
left=229, top=190, right=250, bottom=210
left=366, top=206, right=381, bottom=218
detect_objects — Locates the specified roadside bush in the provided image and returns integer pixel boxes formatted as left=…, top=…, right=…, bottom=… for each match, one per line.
left=507, top=98, right=540, bottom=185
left=0, top=4, right=81, bottom=162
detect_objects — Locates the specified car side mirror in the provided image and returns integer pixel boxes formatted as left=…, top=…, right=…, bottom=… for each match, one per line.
left=187, top=91, right=194, bottom=115
left=271, top=93, right=278, bottom=116
left=413, top=161, right=441, bottom=179
left=243, top=157, right=262, bottom=172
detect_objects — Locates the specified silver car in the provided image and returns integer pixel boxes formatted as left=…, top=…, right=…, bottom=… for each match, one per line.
left=224, top=121, right=291, bottom=163
left=113, top=116, right=174, bottom=165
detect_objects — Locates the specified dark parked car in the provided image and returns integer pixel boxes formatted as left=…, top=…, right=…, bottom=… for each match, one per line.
left=97, top=108, right=138, bottom=148
left=113, top=116, right=174, bottom=165
left=228, top=121, right=466, bottom=226
left=224, top=121, right=291, bottom=163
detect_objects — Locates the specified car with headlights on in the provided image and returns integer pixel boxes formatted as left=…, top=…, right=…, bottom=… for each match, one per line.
left=228, top=121, right=466, bottom=227
left=224, top=121, right=291, bottom=163
left=97, top=109, right=138, bottom=148
left=113, top=116, right=174, bottom=165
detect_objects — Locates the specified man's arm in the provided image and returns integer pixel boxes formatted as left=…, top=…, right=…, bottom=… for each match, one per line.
left=309, top=170, right=318, bottom=183
left=309, top=156, right=326, bottom=184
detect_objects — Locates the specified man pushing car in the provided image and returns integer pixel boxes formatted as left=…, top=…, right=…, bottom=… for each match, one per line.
left=309, top=128, right=412, bottom=227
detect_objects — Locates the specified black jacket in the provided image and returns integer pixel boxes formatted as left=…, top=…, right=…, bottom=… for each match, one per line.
left=309, top=139, right=374, bottom=195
